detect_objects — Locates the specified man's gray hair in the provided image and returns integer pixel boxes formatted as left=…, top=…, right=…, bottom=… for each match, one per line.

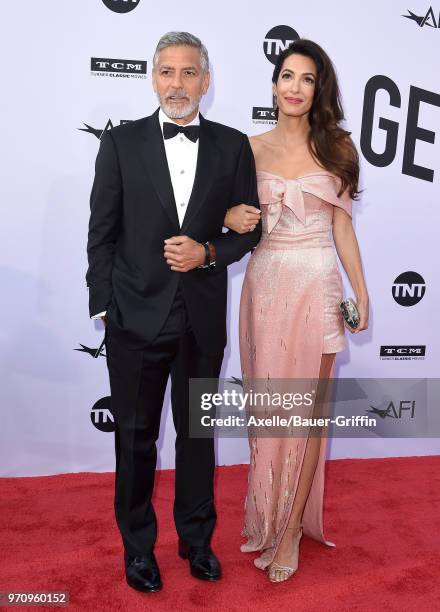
left=153, top=31, right=209, bottom=73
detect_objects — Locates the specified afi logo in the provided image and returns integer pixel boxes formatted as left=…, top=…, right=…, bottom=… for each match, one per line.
left=74, top=343, right=106, bottom=358
left=78, top=118, right=131, bottom=140
left=403, top=7, right=440, bottom=27
left=263, top=25, right=299, bottom=64
left=367, top=400, right=416, bottom=419
left=392, top=271, right=426, bottom=306
left=102, top=0, right=140, bottom=13
left=91, top=397, right=114, bottom=432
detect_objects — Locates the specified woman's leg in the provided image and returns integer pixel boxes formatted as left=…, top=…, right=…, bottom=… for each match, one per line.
left=269, top=353, right=336, bottom=581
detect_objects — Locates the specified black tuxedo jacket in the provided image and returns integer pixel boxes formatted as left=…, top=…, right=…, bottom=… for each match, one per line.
left=86, top=108, right=261, bottom=354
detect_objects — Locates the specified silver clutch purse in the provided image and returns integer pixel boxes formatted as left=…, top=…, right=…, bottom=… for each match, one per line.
left=340, top=298, right=360, bottom=329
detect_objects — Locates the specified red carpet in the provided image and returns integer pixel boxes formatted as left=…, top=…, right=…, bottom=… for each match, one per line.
left=1, top=457, right=439, bottom=611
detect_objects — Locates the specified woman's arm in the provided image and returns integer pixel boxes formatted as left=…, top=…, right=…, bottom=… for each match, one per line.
left=223, top=135, right=261, bottom=233
left=224, top=204, right=261, bottom=233
left=332, top=207, right=369, bottom=333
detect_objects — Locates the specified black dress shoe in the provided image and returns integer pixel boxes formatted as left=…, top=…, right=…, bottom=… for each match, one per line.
left=124, top=552, right=162, bottom=592
left=178, top=540, right=222, bottom=581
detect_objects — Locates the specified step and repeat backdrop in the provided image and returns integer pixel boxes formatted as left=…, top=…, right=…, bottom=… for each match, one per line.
left=1, top=0, right=439, bottom=476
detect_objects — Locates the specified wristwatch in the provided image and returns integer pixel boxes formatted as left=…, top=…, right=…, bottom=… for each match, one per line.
left=198, top=241, right=216, bottom=269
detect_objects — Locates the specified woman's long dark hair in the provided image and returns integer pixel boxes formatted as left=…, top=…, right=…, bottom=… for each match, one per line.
left=273, top=39, right=360, bottom=199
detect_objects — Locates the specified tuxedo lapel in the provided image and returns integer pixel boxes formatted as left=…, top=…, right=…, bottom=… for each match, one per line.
left=138, top=109, right=180, bottom=230
left=180, top=114, right=220, bottom=234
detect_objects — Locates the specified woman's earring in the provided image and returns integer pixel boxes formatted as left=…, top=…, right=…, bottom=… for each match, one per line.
left=273, top=94, right=278, bottom=110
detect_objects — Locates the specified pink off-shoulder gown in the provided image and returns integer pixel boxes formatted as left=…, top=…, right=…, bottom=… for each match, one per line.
left=239, top=170, right=352, bottom=570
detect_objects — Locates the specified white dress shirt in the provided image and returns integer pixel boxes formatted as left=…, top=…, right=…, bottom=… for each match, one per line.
left=91, top=108, right=200, bottom=320
left=159, top=107, right=199, bottom=226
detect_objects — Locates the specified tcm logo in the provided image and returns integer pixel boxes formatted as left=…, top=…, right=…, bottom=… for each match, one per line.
left=78, top=118, right=131, bottom=140
left=263, top=25, right=299, bottom=64
left=367, top=400, right=416, bottom=419
left=91, top=57, right=147, bottom=78
left=252, top=107, right=277, bottom=124
left=91, top=397, right=114, bottom=432
left=380, top=345, right=426, bottom=360
left=392, top=271, right=426, bottom=306
left=102, top=0, right=141, bottom=13
left=403, top=7, right=440, bottom=27
left=360, top=75, right=440, bottom=182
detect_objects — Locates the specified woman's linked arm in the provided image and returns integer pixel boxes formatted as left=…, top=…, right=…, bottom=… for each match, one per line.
left=223, top=204, right=261, bottom=233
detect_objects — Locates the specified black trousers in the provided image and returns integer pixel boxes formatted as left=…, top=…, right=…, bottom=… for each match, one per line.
left=105, top=283, right=223, bottom=556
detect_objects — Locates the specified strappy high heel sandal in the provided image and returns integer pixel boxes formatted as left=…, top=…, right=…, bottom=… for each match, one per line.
left=268, top=525, right=303, bottom=583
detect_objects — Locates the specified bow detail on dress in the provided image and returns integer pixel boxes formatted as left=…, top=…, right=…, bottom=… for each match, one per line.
left=257, top=171, right=352, bottom=234
left=262, top=178, right=306, bottom=233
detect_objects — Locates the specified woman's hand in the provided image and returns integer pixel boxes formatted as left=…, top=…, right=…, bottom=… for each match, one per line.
left=224, top=204, right=261, bottom=234
left=345, top=296, right=369, bottom=334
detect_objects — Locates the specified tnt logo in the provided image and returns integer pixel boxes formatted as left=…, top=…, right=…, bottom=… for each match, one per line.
left=91, top=397, right=114, bottom=432
left=392, top=271, right=426, bottom=306
left=102, top=0, right=140, bottom=13
left=263, top=25, right=299, bottom=65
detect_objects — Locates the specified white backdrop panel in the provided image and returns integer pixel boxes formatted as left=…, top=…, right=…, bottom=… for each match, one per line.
left=1, top=0, right=439, bottom=476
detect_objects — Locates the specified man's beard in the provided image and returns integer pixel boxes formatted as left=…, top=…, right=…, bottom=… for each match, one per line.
left=157, top=89, right=202, bottom=120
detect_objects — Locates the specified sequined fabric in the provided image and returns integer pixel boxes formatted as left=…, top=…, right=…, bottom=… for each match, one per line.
left=239, top=171, right=352, bottom=570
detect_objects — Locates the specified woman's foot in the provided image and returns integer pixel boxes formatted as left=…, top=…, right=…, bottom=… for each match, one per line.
left=268, top=524, right=303, bottom=583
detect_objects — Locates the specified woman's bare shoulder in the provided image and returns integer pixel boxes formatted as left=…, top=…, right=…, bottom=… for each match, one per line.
left=248, top=130, right=276, bottom=155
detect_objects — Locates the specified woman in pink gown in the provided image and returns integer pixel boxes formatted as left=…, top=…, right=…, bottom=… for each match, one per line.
left=224, top=40, right=369, bottom=582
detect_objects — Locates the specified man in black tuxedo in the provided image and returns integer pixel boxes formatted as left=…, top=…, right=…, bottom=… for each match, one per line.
left=86, top=32, right=261, bottom=592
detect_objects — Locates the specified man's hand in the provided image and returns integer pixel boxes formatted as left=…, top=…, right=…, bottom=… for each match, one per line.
left=164, top=236, right=205, bottom=272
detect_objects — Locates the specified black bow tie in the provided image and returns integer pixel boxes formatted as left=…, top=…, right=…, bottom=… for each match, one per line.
left=163, top=122, right=200, bottom=142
